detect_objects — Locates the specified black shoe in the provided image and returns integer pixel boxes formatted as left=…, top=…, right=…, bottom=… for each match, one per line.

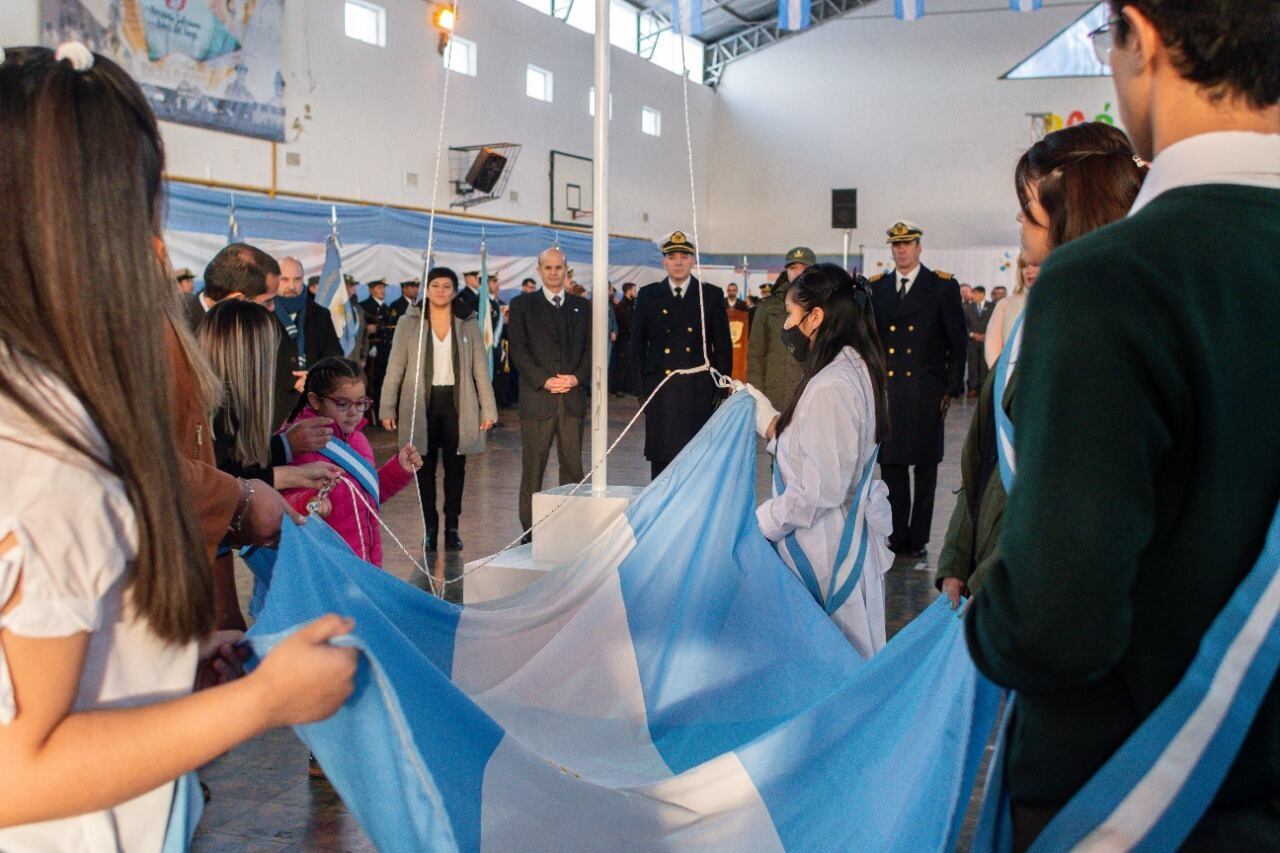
left=424, top=530, right=438, bottom=551
left=520, top=533, right=532, bottom=546
left=444, top=529, right=463, bottom=551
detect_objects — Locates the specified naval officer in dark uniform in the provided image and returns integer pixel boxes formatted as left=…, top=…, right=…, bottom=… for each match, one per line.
left=360, top=278, right=398, bottom=424
left=630, top=230, right=733, bottom=479
left=868, top=220, right=967, bottom=559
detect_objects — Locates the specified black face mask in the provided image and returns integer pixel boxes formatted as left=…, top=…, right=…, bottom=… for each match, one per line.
left=780, top=314, right=811, bottom=363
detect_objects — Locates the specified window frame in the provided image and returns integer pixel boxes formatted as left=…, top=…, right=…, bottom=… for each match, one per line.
left=343, top=0, right=387, bottom=48
left=443, top=35, right=478, bottom=76
left=526, top=64, right=555, bottom=103
left=641, top=105, right=661, bottom=136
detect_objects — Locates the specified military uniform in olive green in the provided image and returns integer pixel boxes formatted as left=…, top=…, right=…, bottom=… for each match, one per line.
left=745, top=282, right=804, bottom=413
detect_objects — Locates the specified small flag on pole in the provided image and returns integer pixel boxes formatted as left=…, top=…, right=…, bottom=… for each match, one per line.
left=226, top=194, right=241, bottom=244
left=672, top=0, right=703, bottom=35
left=1009, top=0, right=1042, bottom=9
left=778, top=0, right=811, bottom=31
left=894, top=0, right=924, bottom=20
left=316, top=209, right=358, bottom=356
left=477, top=241, right=497, bottom=380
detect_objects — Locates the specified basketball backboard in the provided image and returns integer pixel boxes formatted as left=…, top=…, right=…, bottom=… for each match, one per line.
left=550, top=150, right=593, bottom=228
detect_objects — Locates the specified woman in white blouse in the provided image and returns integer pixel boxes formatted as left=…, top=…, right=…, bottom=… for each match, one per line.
left=380, top=267, right=498, bottom=552
left=746, top=264, right=895, bottom=658
left=0, top=45, right=355, bottom=850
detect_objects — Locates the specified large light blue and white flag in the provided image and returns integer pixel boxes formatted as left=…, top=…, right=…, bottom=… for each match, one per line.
left=894, top=0, right=924, bottom=21
left=1009, top=0, right=1042, bottom=10
left=672, top=0, right=703, bottom=36
left=477, top=242, right=498, bottom=379
left=316, top=224, right=359, bottom=356
left=246, top=392, right=1000, bottom=852
left=778, top=0, right=812, bottom=31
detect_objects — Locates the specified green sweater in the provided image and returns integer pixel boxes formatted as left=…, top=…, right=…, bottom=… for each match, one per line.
left=967, top=185, right=1280, bottom=818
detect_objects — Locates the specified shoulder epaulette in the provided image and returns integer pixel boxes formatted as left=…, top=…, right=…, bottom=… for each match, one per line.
left=935, top=269, right=954, bottom=280
left=868, top=271, right=888, bottom=282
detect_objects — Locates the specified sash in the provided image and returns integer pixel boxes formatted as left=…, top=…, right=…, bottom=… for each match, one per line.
left=160, top=771, right=203, bottom=853
left=992, top=310, right=1025, bottom=493
left=974, top=497, right=1280, bottom=851
left=318, top=436, right=380, bottom=507
left=772, top=447, right=880, bottom=616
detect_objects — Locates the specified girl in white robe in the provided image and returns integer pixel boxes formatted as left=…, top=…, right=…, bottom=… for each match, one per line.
left=745, top=264, right=894, bottom=659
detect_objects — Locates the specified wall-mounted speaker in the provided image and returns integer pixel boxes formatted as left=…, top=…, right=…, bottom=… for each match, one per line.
left=466, top=147, right=509, bottom=194
left=832, top=189, right=858, bottom=230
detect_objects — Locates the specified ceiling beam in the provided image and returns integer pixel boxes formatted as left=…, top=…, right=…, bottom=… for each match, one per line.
left=703, top=0, right=875, bottom=86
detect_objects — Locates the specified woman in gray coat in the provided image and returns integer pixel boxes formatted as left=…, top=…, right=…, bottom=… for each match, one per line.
left=380, top=267, right=497, bottom=551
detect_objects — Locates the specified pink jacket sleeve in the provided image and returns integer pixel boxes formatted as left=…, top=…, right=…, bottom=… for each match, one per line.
left=378, top=455, right=415, bottom=501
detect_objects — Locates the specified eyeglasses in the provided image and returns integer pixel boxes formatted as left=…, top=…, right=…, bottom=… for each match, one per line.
left=1087, top=17, right=1123, bottom=67
left=322, top=395, right=374, bottom=413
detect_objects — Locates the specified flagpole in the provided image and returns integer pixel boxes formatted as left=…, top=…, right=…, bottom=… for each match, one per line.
left=590, top=0, right=610, bottom=495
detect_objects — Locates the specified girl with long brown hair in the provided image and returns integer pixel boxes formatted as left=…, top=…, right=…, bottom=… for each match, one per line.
left=0, top=45, right=355, bottom=848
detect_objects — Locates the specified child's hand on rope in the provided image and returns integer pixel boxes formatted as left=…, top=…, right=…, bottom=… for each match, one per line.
left=398, top=443, right=423, bottom=472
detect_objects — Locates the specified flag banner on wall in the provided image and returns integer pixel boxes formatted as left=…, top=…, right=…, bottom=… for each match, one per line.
left=894, top=0, right=925, bottom=20
left=244, top=393, right=1001, bottom=852
left=40, top=0, right=286, bottom=142
left=778, top=0, right=813, bottom=31
left=672, top=0, right=704, bottom=36
left=1009, top=0, right=1042, bottom=10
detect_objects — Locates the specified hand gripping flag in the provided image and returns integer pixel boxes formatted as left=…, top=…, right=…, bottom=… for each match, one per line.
left=245, top=393, right=1001, bottom=852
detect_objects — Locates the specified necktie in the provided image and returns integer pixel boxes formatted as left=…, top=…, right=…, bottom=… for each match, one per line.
left=553, top=294, right=562, bottom=308
left=674, top=286, right=683, bottom=299
left=898, top=278, right=908, bottom=298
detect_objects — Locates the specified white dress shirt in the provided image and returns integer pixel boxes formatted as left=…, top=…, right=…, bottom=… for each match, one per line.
left=895, top=265, right=920, bottom=297
left=431, top=327, right=455, bottom=386
left=542, top=286, right=566, bottom=307
left=669, top=277, right=692, bottom=298
left=1130, top=131, right=1280, bottom=216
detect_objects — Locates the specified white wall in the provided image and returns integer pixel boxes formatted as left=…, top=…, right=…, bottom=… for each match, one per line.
left=705, top=0, right=1118, bottom=254
left=2, top=0, right=714, bottom=242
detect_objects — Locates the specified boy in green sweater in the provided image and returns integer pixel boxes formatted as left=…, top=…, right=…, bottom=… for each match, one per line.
left=966, top=1, right=1280, bottom=849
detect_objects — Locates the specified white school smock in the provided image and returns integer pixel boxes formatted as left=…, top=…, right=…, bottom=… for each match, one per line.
left=0, top=356, right=197, bottom=853
left=756, top=347, right=894, bottom=658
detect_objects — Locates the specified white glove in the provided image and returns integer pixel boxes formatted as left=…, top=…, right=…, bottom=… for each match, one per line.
left=742, top=383, right=780, bottom=438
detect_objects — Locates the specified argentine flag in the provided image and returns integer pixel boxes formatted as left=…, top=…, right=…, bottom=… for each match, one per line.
left=894, top=0, right=924, bottom=21
left=315, top=232, right=359, bottom=356
left=1009, top=0, right=1042, bottom=10
left=477, top=245, right=500, bottom=379
left=672, top=0, right=703, bottom=35
left=778, top=0, right=811, bottom=31
left=226, top=197, right=241, bottom=244
left=246, top=393, right=1001, bottom=852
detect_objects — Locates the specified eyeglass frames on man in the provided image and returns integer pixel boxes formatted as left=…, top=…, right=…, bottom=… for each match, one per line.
left=1087, top=17, right=1123, bottom=68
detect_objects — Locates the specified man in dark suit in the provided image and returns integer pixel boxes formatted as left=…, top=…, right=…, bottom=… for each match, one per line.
left=962, top=285, right=992, bottom=396
left=506, top=247, right=592, bottom=535
left=275, top=256, right=343, bottom=411
left=869, top=220, right=967, bottom=560
left=360, top=279, right=397, bottom=424
left=610, top=282, right=637, bottom=395
left=630, top=231, right=733, bottom=479
left=724, top=282, right=749, bottom=312
left=391, top=278, right=420, bottom=315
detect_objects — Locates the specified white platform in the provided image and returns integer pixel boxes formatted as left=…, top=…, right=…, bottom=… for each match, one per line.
left=463, top=485, right=644, bottom=604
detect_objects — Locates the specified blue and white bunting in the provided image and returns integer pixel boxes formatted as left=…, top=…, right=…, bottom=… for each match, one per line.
left=672, top=0, right=703, bottom=36
left=1009, top=0, right=1042, bottom=10
left=778, top=0, right=812, bottom=31
left=894, top=0, right=924, bottom=21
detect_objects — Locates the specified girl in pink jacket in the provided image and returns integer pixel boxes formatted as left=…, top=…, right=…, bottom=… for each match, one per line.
left=280, top=358, right=421, bottom=568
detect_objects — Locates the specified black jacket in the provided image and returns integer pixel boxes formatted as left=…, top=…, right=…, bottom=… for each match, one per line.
left=506, top=289, right=592, bottom=420
left=869, top=265, right=968, bottom=466
left=629, top=277, right=732, bottom=463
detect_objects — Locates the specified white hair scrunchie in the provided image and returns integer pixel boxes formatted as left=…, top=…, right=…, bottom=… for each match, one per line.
left=55, top=41, right=94, bottom=72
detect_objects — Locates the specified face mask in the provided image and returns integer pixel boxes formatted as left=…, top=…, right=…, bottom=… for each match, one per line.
left=780, top=314, right=811, bottom=363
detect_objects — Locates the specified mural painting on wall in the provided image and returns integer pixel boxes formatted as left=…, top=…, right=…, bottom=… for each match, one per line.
left=1027, top=102, right=1117, bottom=142
left=41, top=0, right=286, bottom=142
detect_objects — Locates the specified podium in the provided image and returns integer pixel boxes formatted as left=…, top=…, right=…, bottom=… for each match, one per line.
left=462, top=484, right=644, bottom=604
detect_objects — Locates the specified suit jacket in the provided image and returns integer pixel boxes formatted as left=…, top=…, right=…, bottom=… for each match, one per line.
left=869, top=265, right=968, bottom=466
left=726, top=298, right=749, bottom=312
left=629, top=277, right=732, bottom=463
left=506, top=289, right=592, bottom=420
left=963, top=301, right=993, bottom=336
left=183, top=292, right=208, bottom=331
left=273, top=301, right=344, bottom=428
left=453, top=286, right=501, bottom=329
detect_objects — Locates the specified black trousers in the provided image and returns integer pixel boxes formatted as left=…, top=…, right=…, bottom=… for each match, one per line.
left=416, top=385, right=465, bottom=531
left=881, top=463, right=938, bottom=551
left=967, top=341, right=989, bottom=392
left=519, top=399, right=585, bottom=532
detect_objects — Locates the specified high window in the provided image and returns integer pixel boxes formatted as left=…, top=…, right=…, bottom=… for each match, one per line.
left=641, top=106, right=661, bottom=136
left=443, top=36, right=477, bottom=76
left=344, top=0, right=386, bottom=47
left=527, top=64, right=554, bottom=102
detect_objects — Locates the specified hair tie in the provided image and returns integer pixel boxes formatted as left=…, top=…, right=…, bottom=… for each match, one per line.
left=55, top=42, right=94, bottom=72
